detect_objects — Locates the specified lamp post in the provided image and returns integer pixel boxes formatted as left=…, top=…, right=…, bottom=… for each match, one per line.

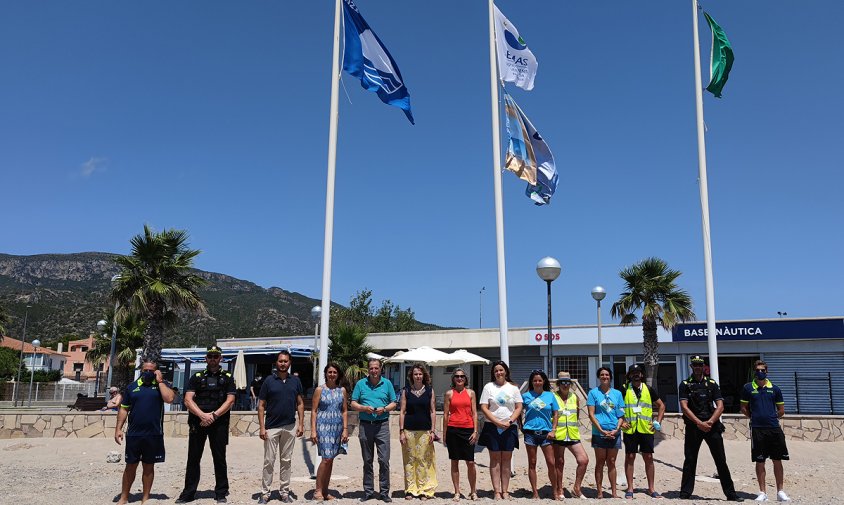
left=310, top=305, right=321, bottom=381
left=105, top=274, right=121, bottom=391
left=96, top=319, right=108, bottom=396
left=536, top=257, right=561, bottom=375
left=14, top=305, right=31, bottom=407
left=27, top=338, right=41, bottom=407
left=591, top=286, right=607, bottom=368
left=479, top=287, right=485, bottom=328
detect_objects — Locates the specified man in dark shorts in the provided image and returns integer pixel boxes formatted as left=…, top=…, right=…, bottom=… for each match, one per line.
left=678, top=356, right=742, bottom=502
left=621, top=364, right=665, bottom=499
left=250, top=373, right=264, bottom=410
left=740, top=360, right=790, bottom=502
left=114, top=360, right=175, bottom=505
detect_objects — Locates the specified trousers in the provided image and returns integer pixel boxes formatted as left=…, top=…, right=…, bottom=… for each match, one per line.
left=261, top=423, right=297, bottom=495
left=359, top=421, right=391, bottom=495
left=180, top=419, right=230, bottom=500
left=680, top=423, right=736, bottom=498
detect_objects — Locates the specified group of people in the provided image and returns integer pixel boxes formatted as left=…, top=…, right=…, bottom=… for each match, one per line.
left=113, top=348, right=792, bottom=504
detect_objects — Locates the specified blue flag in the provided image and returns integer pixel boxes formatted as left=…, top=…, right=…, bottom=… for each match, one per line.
left=342, top=0, right=414, bottom=124
left=503, top=92, right=559, bottom=205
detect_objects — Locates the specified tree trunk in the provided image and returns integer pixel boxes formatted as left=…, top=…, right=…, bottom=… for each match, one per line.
left=642, top=318, right=660, bottom=389
left=143, top=309, right=165, bottom=364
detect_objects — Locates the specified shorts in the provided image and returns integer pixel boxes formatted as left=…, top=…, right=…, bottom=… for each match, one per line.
left=480, top=423, right=518, bottom=452
left=125, top=435, right=165, bottom=464
left=751, top=427, right=789, bottom=461
left=523, top=429, right=552, bottom=447
left=445, top=427, right=476, bottom=461
left=590, top=433, right=621, bottom=450
left=623, top=432, right=655, bottom=454
left=552, top=439, right=581, bottom=447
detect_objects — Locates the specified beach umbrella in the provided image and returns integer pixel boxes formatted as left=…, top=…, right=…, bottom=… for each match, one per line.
left=446, top=349, right=490, bottom=365
left=233, top=349, right=248, bottom=390
left=385, top=346, right=461, bottom=365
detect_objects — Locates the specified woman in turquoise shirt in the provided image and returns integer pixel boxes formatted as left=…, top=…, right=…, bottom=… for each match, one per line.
left=521, top=370, right=560, bottom=500
left=586, top=367, right=626, bottom=499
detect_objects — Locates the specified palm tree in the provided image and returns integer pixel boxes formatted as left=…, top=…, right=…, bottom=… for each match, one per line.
left=328, top=323, right=376, bottom=385
left=86, top=309, right=146, bottom=388
left=112, top=225, right=208, bottom=363
left=610, top=257, right=695, bottom=387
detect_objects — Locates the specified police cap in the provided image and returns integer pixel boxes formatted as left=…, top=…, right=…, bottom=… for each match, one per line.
left=206, top=345, right=223, bottom=355
left=690, top=355, right=706, bottom=364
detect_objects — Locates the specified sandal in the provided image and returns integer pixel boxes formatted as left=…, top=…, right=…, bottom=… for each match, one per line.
left=314, top=494, right=325, bottom=502
left=625, top=491, right=634, bottom=499
left=469, top=493, right=478, bottom=501
left=650, top=492, right=663, bottom=499
left=452, top=494, right=461, bottom=502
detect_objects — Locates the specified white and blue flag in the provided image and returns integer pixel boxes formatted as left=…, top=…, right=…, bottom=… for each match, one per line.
left=503, top=92, right=558, bottom=205
left=342, top=0, right=414, bottom=124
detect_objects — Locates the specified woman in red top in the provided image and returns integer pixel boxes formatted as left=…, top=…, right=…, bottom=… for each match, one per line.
left=442, top=368, right=479, bottom=501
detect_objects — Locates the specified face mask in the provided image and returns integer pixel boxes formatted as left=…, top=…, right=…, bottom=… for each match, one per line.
left=755, top=370, right=767, bottom=380
left=141, top=371, right=156, bottom=383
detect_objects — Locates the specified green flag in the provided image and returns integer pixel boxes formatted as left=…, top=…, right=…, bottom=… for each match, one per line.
left=703, top=11, right=734, bottom=98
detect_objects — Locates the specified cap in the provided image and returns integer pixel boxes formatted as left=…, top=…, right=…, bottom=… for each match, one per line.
left=556, top=371, right=572, bottom=383
left=206, top=345, right=223, bottom=355
left=109, top=387, right=119, bottom=393
left=690, top=355, right=706, bottom=364
left=627, top=364, right=644, bottom=376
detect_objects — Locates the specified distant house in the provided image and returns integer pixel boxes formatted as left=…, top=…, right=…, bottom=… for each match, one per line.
left=0, top=336, right=68, bottom=373
left=62, top=336, right=112, bottom=382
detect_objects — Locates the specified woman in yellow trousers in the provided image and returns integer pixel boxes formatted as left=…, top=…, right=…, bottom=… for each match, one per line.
left=399, top=363, right=438, bottom=500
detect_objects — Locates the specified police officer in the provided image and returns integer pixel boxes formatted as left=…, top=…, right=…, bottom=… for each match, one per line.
left=177, top=346, right=236, bottom=504
left=678, top=356, right=742, bottom=502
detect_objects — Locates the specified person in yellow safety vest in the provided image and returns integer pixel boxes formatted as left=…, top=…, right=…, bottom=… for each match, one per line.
left=552, top=372, right=589, bottom=499
left=620, top=364, right=666, bottom=499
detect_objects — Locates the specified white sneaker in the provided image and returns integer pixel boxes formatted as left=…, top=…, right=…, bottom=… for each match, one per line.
left=776, top=491, right=791, bottom=502
left=755, top=492, right=768, bottom=502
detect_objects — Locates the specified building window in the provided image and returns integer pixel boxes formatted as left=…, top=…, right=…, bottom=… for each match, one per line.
left=554, top=356, right=589, bottom=384
left=80, top=346, right=88, bottom=352
left=73, top=363, right=84, bottom=372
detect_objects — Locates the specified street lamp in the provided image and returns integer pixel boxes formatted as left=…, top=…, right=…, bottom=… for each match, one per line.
left=536, top=257, right=561, bottom=375
left=105, top=274, right=121, bottom=391
left=310, top=305, right=321, bottom=379
left=591, top=286, right=607, bottom=368
left=479, top=287, right=485, bottom=328
left=14, top=305, right=31, bottom=408
left=27, top=338, right=41, bottom=407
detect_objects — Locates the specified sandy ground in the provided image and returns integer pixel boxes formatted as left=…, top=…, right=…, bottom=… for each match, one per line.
left=0, top=434, right=840, bottom=504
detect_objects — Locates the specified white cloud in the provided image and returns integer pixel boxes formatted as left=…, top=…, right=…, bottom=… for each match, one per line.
left=80, top=156, right=108, bottom=177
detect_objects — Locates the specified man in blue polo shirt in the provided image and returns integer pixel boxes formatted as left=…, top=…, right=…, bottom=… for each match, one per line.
left=257, top=350, right=305, bottom=504
left=114, top=360, right=175, bottom=505
left=351, top=358, right=397, bottom=502
left=740, top=360, right=790, bottom=502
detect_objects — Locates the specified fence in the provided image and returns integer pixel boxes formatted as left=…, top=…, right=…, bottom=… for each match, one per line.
left=0, top=381, right=98, bottom=404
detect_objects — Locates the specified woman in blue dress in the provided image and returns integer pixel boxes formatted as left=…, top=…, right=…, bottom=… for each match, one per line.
left=310, top=363, right=349, bottom=501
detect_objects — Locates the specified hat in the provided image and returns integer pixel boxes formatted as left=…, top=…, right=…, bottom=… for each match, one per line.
left=627, top=364, right=644, bottom=376
left=690, top=355, right=706, bottom=364
left=206, top=345, right=223, bottom=355
left=556, top=371, right=572, bottom=383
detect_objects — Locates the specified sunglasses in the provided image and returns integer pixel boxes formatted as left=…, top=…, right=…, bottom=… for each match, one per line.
left=453, top=375, right=466, bottom=379
left=206, top=355, right=221, bottom=359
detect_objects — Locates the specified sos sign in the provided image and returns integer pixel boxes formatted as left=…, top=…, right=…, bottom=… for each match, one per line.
left=534, top=333, right=561, bottom=342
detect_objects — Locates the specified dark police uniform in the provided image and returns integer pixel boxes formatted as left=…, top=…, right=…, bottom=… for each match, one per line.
left=178, top=347, right=236, bottom=503
left=678, top=372, right=739, bottom=500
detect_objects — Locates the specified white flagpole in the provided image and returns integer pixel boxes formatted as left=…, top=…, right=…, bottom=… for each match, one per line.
left=318, top=0, right=343, bottom=387
left=691, top=0, right=720, bottom=383
left=488, top=0, right=510, bottom=365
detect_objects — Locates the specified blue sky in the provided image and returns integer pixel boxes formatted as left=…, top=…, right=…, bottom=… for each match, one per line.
left=1, top=1, right=842, bottom=330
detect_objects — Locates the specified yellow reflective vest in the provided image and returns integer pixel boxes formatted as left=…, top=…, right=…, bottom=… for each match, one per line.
left=553, top=392, right=580, bottom=442
left=622, top=384, right=655, bottom=435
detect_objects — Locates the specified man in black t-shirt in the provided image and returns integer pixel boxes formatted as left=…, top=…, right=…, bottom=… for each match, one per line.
left=114, top=360, right=175, bottom=505
left=257, top=350, right=304, bottom=504
left=250, top=374, right=264, bottom=411
left=678, top=356, right=741, bottom=502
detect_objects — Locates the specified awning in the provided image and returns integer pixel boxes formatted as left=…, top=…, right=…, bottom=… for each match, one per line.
left=160, top=344, right=313, bottom=363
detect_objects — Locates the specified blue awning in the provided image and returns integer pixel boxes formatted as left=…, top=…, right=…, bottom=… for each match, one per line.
left=160, top=344, right=314, bottom=363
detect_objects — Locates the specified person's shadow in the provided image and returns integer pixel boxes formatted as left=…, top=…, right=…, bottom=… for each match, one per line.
left=301, top=438, right=317, bottom=478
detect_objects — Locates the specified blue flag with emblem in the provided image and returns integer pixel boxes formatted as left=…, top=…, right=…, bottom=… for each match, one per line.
left=342, top=0, right=414, bottom=124
left=503, top=92, right=559, bottom=205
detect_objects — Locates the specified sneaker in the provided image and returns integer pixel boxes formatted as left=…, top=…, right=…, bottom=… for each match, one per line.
left=726, top=494, right=744, bottom=502
left=361, top=494, right=376, bottom=502
left=258, top=495, right=271, bottom=505
left=381, top=493, right=393, bottom=503
left=755, top=492, right=768, bottom=502
left=776, top=491, right=791, bottom=502
left=280, top=493, right=294, bottom=503
left=175, top=498, right=195, bottom=504
left=216, top=497, right=228, bottom=504
left=678, top=493, right=691, bottom=500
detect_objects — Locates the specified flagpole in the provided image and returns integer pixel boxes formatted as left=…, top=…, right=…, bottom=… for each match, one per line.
left=318, top=0, right=343, bottom=387
left=488, top=0, right=510, bottom=365
left=691, top=0, right=720, bottom=383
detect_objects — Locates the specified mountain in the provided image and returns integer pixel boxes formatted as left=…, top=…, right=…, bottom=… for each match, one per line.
left=0, top=252, right=333, bottom=348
